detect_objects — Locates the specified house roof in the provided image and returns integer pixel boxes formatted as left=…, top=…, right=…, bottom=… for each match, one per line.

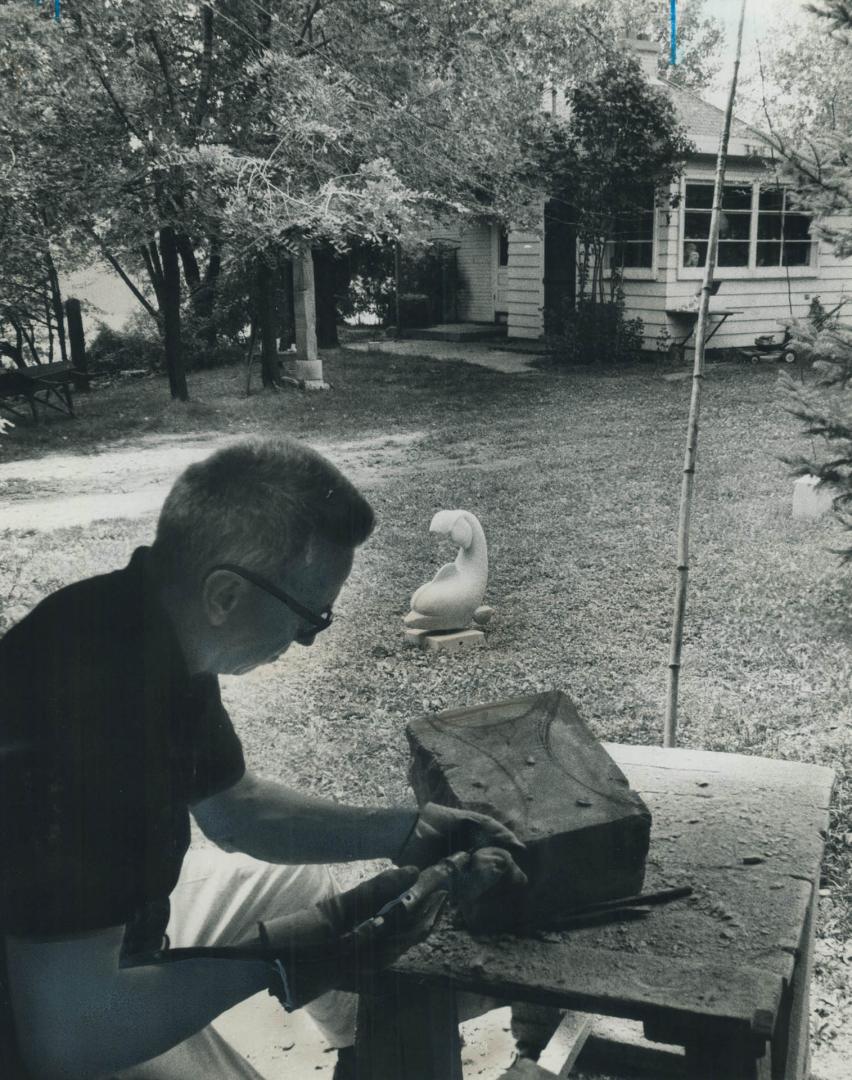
left=661, top=80, right=770, bottom=156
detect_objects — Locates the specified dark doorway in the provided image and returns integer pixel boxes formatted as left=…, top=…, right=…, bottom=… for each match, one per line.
left=544, top=199, right=576, bottom=333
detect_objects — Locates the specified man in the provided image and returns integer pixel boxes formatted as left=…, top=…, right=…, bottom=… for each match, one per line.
left=0, top=438, right=520, bottom=1079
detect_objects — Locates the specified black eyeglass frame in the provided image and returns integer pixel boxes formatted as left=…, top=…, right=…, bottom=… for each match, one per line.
left=206, top=563, right=334, bottom=634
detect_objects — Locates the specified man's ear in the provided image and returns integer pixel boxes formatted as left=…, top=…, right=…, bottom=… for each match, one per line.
left=203, top=569, right=245, bottom=627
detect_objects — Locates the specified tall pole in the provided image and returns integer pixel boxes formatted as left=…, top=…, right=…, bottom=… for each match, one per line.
left=664, top=0, right=748, bottom=748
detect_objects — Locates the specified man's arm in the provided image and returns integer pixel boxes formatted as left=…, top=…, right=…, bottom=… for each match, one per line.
left=191, top=769, right=418, bottom=864
left=4, top=926, right=268, bottom=1079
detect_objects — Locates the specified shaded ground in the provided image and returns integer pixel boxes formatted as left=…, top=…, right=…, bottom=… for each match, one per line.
left=1, top=347, right=850, bottom=1077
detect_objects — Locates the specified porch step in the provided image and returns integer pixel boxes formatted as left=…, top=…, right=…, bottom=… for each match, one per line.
left=403, top=322, right=508, bottom=343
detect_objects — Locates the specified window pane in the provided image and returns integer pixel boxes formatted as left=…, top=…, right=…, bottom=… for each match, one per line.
left=756, top=241, right=781, bottom=266
left=617, top=218, right=654, bottom=242
left=685, top=211, right=711, bottom=239
left=757, top=214, right=783, bottom=239
left=722, top=184, right=753, bottom=211
left=686, top=183, right=713, bottom=209
left=718, top=241, right=750, bottom=266
left=784, top=214, right=812, bottom=241
left=683, top=241, right=706, bottom=266
left=783, top=242, right=812, bottom=266
left=759, top=187, right=784, bottom=212
left=719, top=212, right=751, bottom=240
left=624, top=244, right=653, bottom=268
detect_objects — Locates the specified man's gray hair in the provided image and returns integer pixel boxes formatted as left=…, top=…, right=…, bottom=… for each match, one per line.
left=151, top=438, right=375, bottom=589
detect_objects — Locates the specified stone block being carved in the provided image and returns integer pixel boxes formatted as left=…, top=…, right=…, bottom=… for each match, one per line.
left=407, top=690, right=651, bottom=929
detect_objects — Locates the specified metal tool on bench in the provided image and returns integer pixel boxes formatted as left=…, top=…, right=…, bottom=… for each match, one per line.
left=544, top=884, right=693, bottom=932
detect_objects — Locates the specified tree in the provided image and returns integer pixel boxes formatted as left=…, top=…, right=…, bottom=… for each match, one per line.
left=776, top=2, right=852, bottom=556
left=185, top=0, right=608, bottom=373
left=2, top=1, right=696, bottom=397
left=527, top=56, right=693, bottom=305
left=577, top=0, right=725, bottom=90
left=0, top=6, right=83, bottom=368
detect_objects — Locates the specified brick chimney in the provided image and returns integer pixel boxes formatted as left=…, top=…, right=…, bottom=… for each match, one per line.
left=623, top=36, right=660, bottom=84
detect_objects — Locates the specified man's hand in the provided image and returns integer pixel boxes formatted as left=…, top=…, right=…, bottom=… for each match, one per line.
left=250, top=866, right=443, bottom=1009
left=394, top=802, right=525, bottom=870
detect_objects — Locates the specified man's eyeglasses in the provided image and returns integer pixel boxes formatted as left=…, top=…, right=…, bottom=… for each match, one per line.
left=207, top=563, right=334, bottom=634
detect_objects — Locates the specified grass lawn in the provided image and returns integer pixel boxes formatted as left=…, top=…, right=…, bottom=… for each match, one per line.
left=1, top=347, right=851, bottom=1073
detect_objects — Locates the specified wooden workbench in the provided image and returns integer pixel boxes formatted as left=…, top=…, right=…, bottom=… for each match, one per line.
left=355, top=744, right=834, bottom=1080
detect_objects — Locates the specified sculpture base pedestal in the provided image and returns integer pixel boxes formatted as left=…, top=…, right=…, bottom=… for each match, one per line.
left=404, top=628, right=486, bottom=652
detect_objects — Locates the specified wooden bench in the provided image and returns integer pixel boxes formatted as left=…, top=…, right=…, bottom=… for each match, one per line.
left=0, top=363, right=77, bottom=423
left=355, top=744, right=835, bottom=1079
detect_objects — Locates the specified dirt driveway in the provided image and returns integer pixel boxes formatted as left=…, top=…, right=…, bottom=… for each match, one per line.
left=0, top=430, right=429, bottom=532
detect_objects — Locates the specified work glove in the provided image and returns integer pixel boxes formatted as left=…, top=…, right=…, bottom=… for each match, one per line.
left=247, top=865, right=444, bottom=1009
left=395, top=802, right=525, bottom=870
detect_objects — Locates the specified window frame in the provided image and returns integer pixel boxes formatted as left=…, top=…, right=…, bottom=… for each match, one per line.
left=677, top=174, right=819, bottom=280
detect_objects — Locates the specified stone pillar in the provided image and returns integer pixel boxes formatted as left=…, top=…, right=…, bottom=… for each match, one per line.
left=288, top=247, right=326, bottom=388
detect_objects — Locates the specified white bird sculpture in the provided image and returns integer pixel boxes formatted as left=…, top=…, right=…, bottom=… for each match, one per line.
left=404, top=510, right=494, bottom=633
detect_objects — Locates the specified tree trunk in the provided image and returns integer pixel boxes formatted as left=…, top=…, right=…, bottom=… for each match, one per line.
left=44, top=248, right=68, bottom=364
left=159, top=226, right=188, bottom=401
left=664, top=0, right=747, bottom=748
left=176, top=231, right=202, bottom=294
left=255, top=257, right=279, bottom=389
left=5, top=319, right=26, bottom=369
left=65, top=298, right=89, bottom=390
left=45, top=291, right=55, bottom=363
left=21, top=322, right=42, bottom=365
left=199, top=236, right=221, bottom=351
left=313, top=249, right=340, bottom=348
left=0, top=341, right=24, bottom=369
left=278, top=259, right=296, bottom=351
left=394, top=242, right=402, bottom=338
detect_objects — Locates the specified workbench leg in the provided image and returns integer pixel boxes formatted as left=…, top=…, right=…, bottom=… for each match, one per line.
left=772, top=883, right=816, bottom=1080
left=683, top=1029, right=768, bottom=1080
left=355, top=977, right=463, bottom=1080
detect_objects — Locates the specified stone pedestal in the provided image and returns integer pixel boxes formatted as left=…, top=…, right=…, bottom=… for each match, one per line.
left=404, top=628, right=486, bottom=652
left=792, top=474, right=835, bottom=520
left=407, top=690, right=651, bottom=929
left=292, top=248, right=327, bottom=389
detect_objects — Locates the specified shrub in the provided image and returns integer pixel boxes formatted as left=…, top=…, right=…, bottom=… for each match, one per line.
left=87, top=320, right=161, bottom=374
left=545, top=290, right=645, bottom=367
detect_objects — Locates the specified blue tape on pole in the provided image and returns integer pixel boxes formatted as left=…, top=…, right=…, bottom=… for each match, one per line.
left=670, top=0, right=677, bottom=65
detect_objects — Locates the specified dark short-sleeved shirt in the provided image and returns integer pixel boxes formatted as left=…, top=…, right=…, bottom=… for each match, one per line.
left=0, top=547, right=246, bottom=938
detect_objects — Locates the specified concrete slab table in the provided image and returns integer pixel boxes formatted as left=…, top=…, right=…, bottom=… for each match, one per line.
left=354, top=744, right=834, bottom=1080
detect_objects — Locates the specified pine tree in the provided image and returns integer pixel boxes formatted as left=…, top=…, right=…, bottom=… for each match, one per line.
left=778, top=2, right=852, bottom=555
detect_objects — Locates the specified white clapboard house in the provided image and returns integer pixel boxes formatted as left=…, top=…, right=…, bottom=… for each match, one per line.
left=432, top=38, right=851, bottom=352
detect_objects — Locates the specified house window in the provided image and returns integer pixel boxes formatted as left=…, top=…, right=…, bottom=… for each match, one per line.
left=609, top=185, right=655, bottom=270
left=757, top=187, right=813, bottom=267
left=682, top=181, right=814, bottom=270
left=684, top=182, right=752, bottom=267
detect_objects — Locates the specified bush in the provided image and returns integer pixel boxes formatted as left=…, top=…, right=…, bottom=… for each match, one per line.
left=545, top=291, right=645, bottom=367
left=87, top=320, right=161, bottom=374
left=89, top=312, right=245, bottom=376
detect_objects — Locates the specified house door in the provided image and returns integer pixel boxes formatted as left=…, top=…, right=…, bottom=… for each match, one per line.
left=544, top=199, right=576, bottom=331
